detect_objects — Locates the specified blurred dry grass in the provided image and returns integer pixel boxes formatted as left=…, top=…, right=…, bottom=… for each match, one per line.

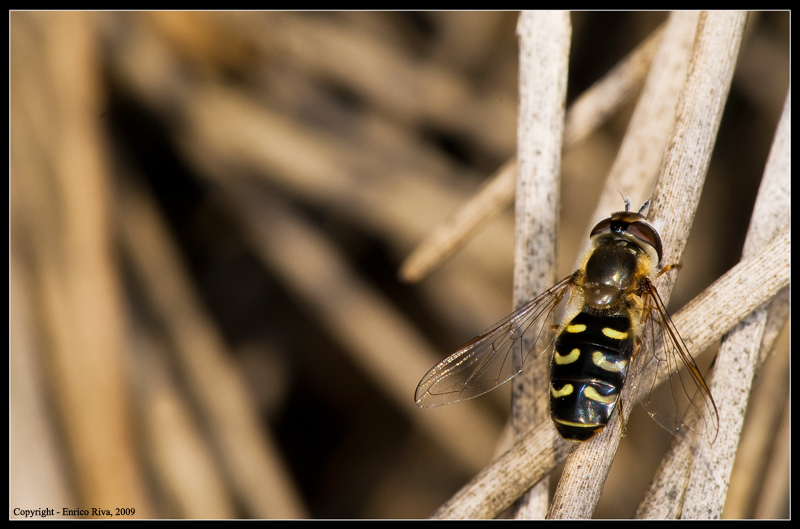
left=10, top=11, right=789, bottom=519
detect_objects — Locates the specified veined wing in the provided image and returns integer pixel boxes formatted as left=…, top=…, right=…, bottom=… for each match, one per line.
left=415, top=274, right=575, bottom=407
left=635, top=279, right=720, bottom=445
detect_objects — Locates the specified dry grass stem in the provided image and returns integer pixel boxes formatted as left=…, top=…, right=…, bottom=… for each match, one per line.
left=10, top=12, right=151, bottom=514
left=11, top=11, right=786, bottom=519
left=430, top=224, right=788, bottom=518
left=132, top=328, right=238, bottom=517
left=680, top=88, right=790, bottom=519
left=586, top=11, right=699, bottom=229
left=398, top=159, right=516, bottom=283
left=752, top=399, right=791, bottom=517
left=548, top=12, right=748, bottom=519
left=399, top=20, right=665, bottom=283
left=217, top=179, right=503, bottom=474
left=118, top=177, right=308, bottom=518
left=510, top=12, right=570, bottom=518
left=722, top=288, right=789, bottom=518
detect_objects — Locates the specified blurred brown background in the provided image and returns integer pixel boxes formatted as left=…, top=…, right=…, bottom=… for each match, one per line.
left=10, top=12, right=789, bottom=519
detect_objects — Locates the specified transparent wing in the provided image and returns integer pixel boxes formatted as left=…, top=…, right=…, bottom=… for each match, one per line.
left=634, top=280, right=720, bottom=444
left=415, top=274, right=574, bottom=407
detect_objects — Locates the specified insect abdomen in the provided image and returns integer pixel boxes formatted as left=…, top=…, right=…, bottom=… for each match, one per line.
left=550, top=311, right=634, bottom=441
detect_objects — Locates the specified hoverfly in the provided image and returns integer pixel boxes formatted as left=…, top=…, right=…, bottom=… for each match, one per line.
left=415, top=199, right=718, bottom=443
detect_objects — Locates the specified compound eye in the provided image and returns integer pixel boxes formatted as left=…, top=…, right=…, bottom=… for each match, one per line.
left=627, top=221, right=663, bottom=262
left=590, top=218, right=612, bottom=238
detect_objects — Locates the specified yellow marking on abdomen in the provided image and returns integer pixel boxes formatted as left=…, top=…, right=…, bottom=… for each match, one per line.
left=555, top=348, right=580, bottom=365
left=551, top=384, right=574, bottom=398
left=553, top=418, right=600, bottom=428
left=592, top=351, right=627, bottom=373
left=602, top=327, right=628, bottom=340
left=583, top=386, right=617, bottom=405
left=566, top=324, right=587, bottom=333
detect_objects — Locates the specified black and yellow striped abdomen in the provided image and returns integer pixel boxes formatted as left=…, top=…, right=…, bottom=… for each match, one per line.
left=550, top=310, right=634, bottom=441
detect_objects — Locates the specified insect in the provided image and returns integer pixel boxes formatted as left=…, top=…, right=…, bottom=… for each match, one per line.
left=415, top=199, right=719, bottom=443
